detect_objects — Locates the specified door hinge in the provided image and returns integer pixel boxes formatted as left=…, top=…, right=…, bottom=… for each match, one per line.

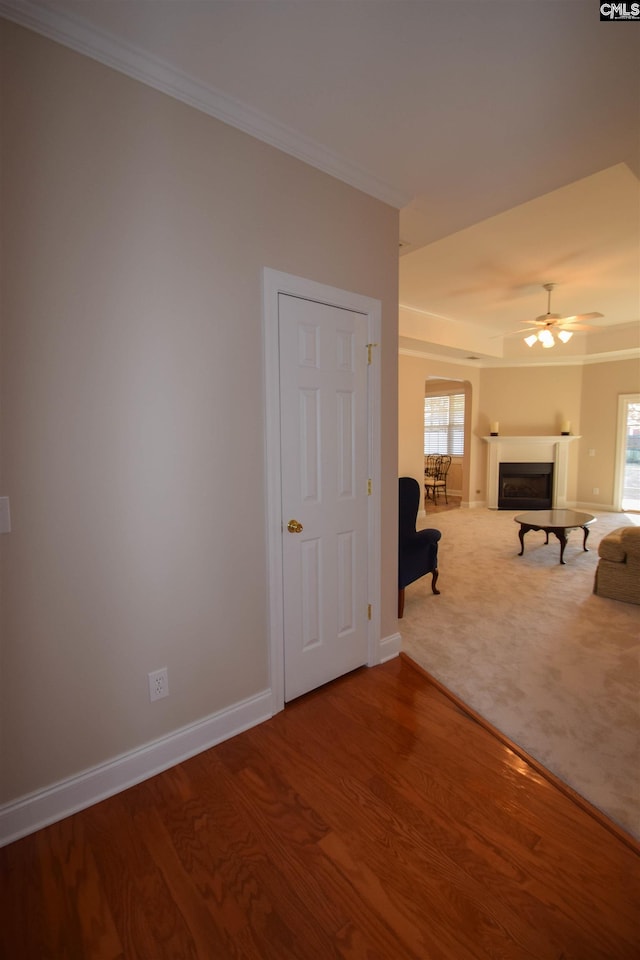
left=367, top=478, right=372, bottom=495
left=366, top=342, right=379, bottom=365
left=367, top=604, right=372, bottom=621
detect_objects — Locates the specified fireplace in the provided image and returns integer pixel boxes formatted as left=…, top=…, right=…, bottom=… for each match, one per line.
left=484, top=435, right=579, bottom=509
left=498, top=462, right=553, bottom=509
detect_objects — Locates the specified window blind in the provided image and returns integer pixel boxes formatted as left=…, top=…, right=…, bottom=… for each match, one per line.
left=424, top=393, right=465, bottom=455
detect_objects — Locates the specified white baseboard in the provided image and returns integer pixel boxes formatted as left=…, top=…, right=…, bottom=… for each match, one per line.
left=0, top=689, right=273, bottom=848
left=378, top=631, right=402, bottom=663
left=576, top=501, right=618, bottom=514
left=1, top=629, right=412, bottom=847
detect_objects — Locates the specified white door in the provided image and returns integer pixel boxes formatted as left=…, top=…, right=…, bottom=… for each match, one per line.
left=278, top=294, right=370, bottom=701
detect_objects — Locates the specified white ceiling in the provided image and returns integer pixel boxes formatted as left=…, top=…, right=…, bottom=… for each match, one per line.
left=3, top=0, right=639, bottom=365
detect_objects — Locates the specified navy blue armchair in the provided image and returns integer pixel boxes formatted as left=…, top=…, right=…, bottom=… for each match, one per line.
left=398, top=477, right=441, bottom=618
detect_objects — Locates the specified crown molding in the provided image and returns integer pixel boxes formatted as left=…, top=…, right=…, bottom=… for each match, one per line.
left=482, top=347, right=640, bottom=369
left=0, top=0, right=410, bottom=209
left=399, top=345, right=640, bottom=369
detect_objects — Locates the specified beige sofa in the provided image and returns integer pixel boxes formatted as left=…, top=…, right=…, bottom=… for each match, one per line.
left=593, top=526, right=640, bottom=605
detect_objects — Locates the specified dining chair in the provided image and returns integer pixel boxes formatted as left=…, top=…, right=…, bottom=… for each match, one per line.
left=424, top=454, right=451, bottom=505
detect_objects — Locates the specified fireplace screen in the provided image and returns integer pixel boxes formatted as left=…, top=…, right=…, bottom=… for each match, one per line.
left=498, top=462, right=554, bottom=509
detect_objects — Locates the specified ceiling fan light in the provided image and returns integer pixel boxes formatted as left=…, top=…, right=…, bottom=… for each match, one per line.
left=524, top=334, right=538, bottom=347
left=558, top=330, right=573, bottom=343
left=539, top=329, right=555, bottom=347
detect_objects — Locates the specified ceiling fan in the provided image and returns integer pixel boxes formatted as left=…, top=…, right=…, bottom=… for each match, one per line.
left=510, top=283, right=604, bottom=348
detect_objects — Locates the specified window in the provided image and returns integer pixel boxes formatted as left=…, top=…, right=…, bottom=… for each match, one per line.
left=424, top=393, right=465, bottom=455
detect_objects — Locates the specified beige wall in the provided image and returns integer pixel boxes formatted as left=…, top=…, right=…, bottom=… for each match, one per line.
left=578, top=358, right=640, bottom=506
left=477, top=365, right=583, bottom=438
left=0, top=21, right=399, bottom=803
left=478, top=365, right=583, bottom=502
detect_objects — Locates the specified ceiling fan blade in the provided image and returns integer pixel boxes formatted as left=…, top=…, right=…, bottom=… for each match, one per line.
left=557, top=311, right=604, bottom=324
left=496, top=321, right=595, bottom=339
left=491, top=327, right=539, bottom=339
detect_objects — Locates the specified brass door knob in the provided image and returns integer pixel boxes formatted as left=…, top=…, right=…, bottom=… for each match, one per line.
left=287, top=519, right=304, bottom=533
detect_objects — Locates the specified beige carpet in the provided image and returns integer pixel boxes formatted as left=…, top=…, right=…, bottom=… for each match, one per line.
left=400, top=506, right=640, bottom=840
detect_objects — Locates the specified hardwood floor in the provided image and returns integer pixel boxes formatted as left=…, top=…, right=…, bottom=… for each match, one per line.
left=424, top=493, right=462, bottom=514
left=2, top=657, right=639, bottom=959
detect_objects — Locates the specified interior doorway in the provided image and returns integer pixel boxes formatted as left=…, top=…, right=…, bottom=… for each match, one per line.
left=614, top=394, right=640, bottom=512
left=423, top=378, right=471, bottom=513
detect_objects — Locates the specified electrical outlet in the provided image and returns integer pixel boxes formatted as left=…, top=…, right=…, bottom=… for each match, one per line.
left=148, top=667, right=169, bottom=702
left=593, top=487, right=599, bottom=495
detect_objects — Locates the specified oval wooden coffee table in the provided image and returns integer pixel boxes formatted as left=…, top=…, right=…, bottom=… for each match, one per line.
left=514, top=509, right=596, bottom=565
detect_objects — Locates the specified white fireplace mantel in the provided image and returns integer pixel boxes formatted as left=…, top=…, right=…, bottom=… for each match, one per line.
left=483, top=435, right=581, bottom=509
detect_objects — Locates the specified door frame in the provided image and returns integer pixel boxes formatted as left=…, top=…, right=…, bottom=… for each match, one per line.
left=263, top=268, right=381, bottom=714
left=613, top=393, right=640, bottom=511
